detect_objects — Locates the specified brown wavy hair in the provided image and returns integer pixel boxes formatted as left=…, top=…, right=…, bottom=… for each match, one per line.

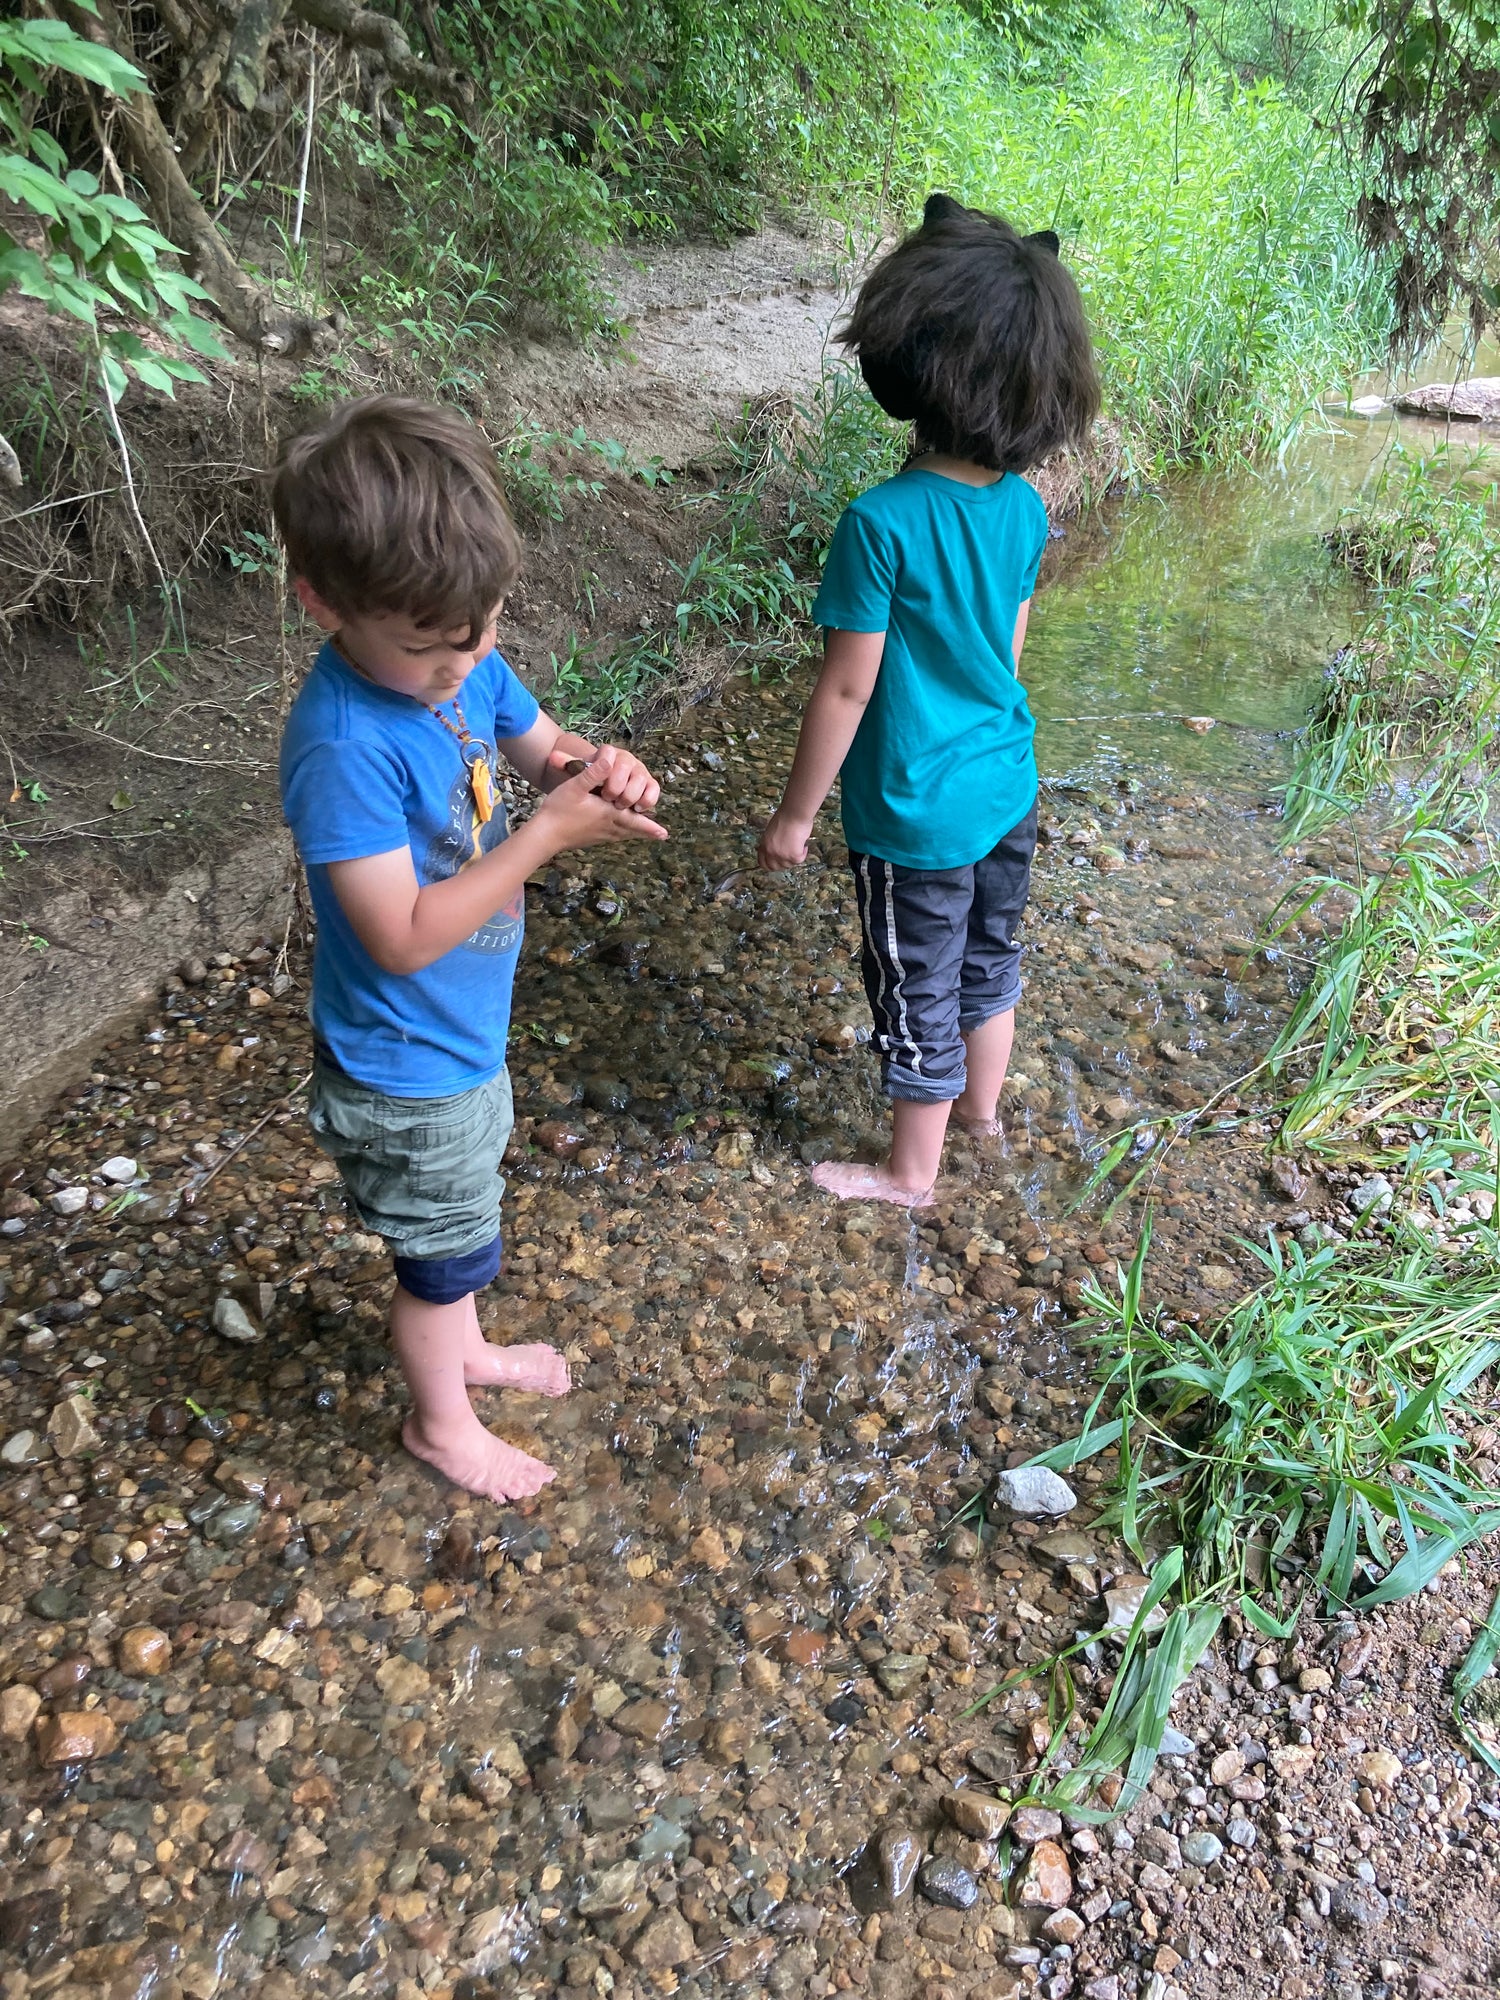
left=271, top=396, right=522, bottom=646
left=840, top=194, right=1100, bottom=472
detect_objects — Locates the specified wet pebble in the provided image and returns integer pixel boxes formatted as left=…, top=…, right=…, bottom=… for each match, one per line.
left=875, top=1824, right=922, bottom=1907
left=1017, top=1839, right=1073, bottom=1909
left=578, top=1860, right=641, bottom=1916
left=27, top=1584, right=76, bottom=1620
left=47, top=1394, right=102, bottom=1458
left=944, top=1791, right=1011, bottom=1840
left=0, top=1684, right=42, bottom=1740
left=631, top=1909, right=695, bottom=1970
left=583, top=1075, right=631, bottom=1113
left=919, top=1855, right=978, bottom=1909
left=204, top=1499, right=263, bottom=1544
left=36, top=1654, right=91, bottom=1700
left=873, top=1651, right=929, bottom=1697
left=212, top=1294, right=263, bottom=1343
left=36, top=1709, right=119, bottom=1762
left=117, top=1625, right=172, bottom=1676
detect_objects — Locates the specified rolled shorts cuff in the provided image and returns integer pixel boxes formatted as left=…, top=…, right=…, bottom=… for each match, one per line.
left=957, top=976, right=1023, bottom=1033
left=394, top=1236, right=502, bottom=1305
left=883, top=1060, right=967, bottom=1105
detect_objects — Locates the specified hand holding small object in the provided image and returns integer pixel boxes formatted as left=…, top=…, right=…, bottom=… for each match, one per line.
left=551, top=746, right=661, bottom=814
left=535, top=745, right=668, bottom=848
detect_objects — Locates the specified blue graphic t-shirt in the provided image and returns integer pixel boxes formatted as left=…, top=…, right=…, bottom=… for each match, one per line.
left=279, top=641, right=540, bottom=1096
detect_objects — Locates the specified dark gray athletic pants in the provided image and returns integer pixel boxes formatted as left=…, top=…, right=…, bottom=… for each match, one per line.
left=849, top=803, right=1037, bottom=1104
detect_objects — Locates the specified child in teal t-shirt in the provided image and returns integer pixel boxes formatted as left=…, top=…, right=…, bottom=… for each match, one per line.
left=759, top=194, right=1100, bottom=1206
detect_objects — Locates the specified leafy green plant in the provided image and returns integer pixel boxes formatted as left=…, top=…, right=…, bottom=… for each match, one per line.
left=1287, top=446, right=1500, bottom=836
left=0, top=11, right=224, bottom=396
left=222, top=530, right=281, bottom=577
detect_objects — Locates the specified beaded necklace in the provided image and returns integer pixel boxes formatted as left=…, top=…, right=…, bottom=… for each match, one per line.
left=333, top=637, right=495, bottom=824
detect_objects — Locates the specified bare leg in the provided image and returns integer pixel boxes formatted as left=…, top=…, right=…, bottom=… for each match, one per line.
left=462, top=1296, right=570, bottom=1394
left=811, top=1098, right=952, bottom=1207
left=952, top=1009, right=1016, bottom=1134
left=393, top=1285, right=556, bottom=1500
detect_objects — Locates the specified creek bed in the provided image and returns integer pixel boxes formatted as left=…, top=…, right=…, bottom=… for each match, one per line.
left=1, top=409, right=1492, bottom=2000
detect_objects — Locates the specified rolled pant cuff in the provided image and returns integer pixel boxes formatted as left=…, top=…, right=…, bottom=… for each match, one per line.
left=883, top=1063, right=967, bottom=1105
left=957, top=987, right=1021, bottom=1033
left=393, top=1235, right=502, bottom=1305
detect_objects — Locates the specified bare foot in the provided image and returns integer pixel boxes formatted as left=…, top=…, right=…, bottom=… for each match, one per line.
left=810, top=1160, right=935, bottom=1207
left=464, top=1336, right=570, bottom=1395
left=403, top=1411, right=556, bottom=1501
left=952, top=1096, right=1002, bottom=1137
left=952, top=1111, right=1002, bottom=1138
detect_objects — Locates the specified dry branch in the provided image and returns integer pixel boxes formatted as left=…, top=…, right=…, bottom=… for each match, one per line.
left=287, top=0, right=468, bottom=104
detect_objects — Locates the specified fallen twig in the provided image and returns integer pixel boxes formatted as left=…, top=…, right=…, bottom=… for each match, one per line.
left=183, top=1067, right=313, bottom=1206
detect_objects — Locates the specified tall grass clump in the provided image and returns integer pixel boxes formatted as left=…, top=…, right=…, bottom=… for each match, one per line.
left=1285, top=446, right=1500, bottom=837
left=900, top=28, right=1392, bottom=470
left=959, top=453, right=1500, bottom=1819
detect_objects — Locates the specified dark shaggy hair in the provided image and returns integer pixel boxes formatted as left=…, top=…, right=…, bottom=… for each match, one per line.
left=840, top=194, right=1100, bottom=472
left=271, top=396, right=522, bottom=647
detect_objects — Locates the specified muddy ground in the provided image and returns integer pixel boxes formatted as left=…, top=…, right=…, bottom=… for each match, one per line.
left=1, top=639, right=1497, bottom=2000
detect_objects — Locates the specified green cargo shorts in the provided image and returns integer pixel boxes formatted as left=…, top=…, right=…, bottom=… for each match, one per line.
left=306, top=1057, right=514, bottom=1263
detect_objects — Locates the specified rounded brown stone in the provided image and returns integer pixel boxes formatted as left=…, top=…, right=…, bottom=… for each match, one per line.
left=36, top=1710, right=120, bottom=1764
left=36, top=1654, right=92, bottom=1702
left=118, top=1626, right=173, bottom=1677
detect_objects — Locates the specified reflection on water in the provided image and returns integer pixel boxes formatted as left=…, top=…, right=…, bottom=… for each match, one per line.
left=1026, top=417, right=1404, bottom=790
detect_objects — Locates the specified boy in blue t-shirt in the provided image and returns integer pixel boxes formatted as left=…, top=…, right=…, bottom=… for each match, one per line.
left=274, top=397, right=667, bottom=1502
left=759, top=195, right=1099, bottom=1206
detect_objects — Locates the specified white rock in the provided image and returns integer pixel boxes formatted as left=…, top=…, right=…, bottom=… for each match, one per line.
left=212, top=1295, right=263, bottom=1344
left=992, top=1466, right=1078, bottom=1517
left=1103, top=1577, right=1168, bottom=1637
left=99, top=1156, right=138, bottom=1184
left=1349, top=394, right=1386, bottom=416
left=1351, top=1174, right=1394, bottom=1218
left=0, top=1430, right=41, bottom=1466
left=48, top=1186, right=88, bottom=1217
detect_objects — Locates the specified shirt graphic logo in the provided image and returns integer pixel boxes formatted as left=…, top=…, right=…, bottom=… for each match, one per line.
left=421, top=745, right=524, bottom=955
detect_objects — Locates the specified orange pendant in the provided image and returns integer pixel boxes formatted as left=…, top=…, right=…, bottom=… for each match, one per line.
left=470, top=757, right=496, bottom=825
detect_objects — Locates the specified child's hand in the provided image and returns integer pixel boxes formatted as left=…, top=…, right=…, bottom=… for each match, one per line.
left=757, top=809, right=813, bottom=871
left=548, top=744, right=660, bottom=812
left=535, top=747, right=668, bottom=852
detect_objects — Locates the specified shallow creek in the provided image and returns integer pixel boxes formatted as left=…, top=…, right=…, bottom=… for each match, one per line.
left=0, top=408, right=1450, bottom=2000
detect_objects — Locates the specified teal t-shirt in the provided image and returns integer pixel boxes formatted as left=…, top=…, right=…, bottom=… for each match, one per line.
left=811, top=466, right=1047, bottom=870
